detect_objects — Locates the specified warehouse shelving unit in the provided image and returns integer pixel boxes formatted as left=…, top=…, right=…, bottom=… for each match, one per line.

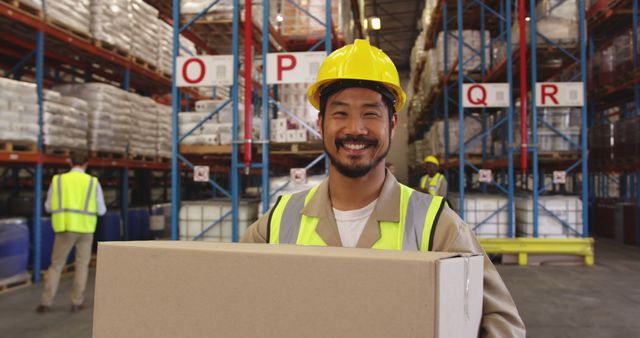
left=408, top=0, right=593, bottom=263
left=0, top=0, right=204, bottom=282
left=168, top=0, right=349, bottom=242
left=587, top=0, right=640, bottom=246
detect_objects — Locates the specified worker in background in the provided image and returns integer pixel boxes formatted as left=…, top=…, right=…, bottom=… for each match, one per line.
left=36, top=153, right=106, bottom=313
left=242, top=39, right=525, bottom=337
left=419, top=155, right=448, bottom=197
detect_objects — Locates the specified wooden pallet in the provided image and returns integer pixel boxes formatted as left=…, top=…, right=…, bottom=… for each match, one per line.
left=266, top=141, right=324, bottom=155
left=130, top=154, right=157, bottom=162
left=1, top=0, right=43, bottom=18
left=93, top=39, right=129, bottom=57
left=180, top=144, right=232, bottom=155
left=0, top=140, right=37, bottom=153
left=91, top=151, right=126, bottom=160
left=46, top=18, right=91, bottom=41
left=538, top=151, right=581, bottom=160
left=155, top=156, right=170, bottom=163
left=44, top=146, right=86, bottom=157
left=0, top=273, right=32, bottom=295
left=132, top=56, right=157, bottom=71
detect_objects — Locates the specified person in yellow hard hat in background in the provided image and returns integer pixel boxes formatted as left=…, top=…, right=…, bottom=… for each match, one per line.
left=36, top=153, right=106, bottom=314
left=242, top=39, right=525, bottom=337
left=419, top=155, right=448, bottom=198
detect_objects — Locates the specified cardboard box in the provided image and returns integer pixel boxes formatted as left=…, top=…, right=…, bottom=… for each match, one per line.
left=270, top=130, right=287, bottom=143
left=93, top=242, right=483, bottom=338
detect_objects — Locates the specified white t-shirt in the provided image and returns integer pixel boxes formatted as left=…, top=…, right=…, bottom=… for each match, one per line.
left=333, top=199, right=378, bottom=248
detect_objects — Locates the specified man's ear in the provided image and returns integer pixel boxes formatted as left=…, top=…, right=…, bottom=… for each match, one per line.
left=317, top=112, right=323, bottom=136
left=390, top=113, right=398, bottom=139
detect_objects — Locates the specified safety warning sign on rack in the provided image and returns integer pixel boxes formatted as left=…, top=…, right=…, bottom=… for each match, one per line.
left=290, top=168, right=307, bottom=185
left=176, top=55, right=233, bottom=87
left=266, top=52, right=326, bottom=84
left=193, top=166, right=210, bottom=182
left=553, top=171, right=567, bottom=184
left=462, top=83, right=510, bottom=108
left=478, top=169, right=493, bottom=183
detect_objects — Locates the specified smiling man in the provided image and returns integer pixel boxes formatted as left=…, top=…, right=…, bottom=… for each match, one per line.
left=242, top=39, right=525, bottom=337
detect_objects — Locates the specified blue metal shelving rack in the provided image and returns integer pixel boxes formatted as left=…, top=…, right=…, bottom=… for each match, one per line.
left=430, top=0, right=590, bottom=239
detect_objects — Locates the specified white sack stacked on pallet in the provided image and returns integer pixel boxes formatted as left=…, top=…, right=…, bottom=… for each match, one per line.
left=0, top=78, right=38, bottom=143
left=42, top=91, right=89, bottom=150
left=90, top=0, right=132, bottom=53
left=47, top=0, right=91, bottom=36
left=420, top=117, right=490, bottom=157
left=156, top=20, right=200, bottom=76
left=156, top=104, right=172, bottom=159
left=436, top=30, right=491, bottom=74
left=53, top=83, right=130, bottom=154
left=126, top=93, right=158, bottom=158
left=130, top=0, right=159, bottom=66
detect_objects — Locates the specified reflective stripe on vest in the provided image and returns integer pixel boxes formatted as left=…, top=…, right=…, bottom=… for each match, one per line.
left=421, top=173, right=443, bottom=195
left=51, top=172, right=99, bottom=233
left=267, top=184, right=445, bottom=251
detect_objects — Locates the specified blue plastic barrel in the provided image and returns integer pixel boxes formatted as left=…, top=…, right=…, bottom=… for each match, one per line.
left=96, top=211, right=121, bottom=242
left=0, top=218, right=29, bottom=279
left=28, top=217, right=74, bottom=270
left=150, top=203, right=171, bottom=239
left=128, top=207, right=150, bottom=240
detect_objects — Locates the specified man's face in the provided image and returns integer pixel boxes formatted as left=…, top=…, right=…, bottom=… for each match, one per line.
left=425, top=162, right=437, bottom=176
left=319, top=87, right=397, bottom=178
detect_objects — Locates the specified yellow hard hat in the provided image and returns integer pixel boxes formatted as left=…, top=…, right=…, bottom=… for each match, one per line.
left=307, top=39, right=406, bottom=112
left=424, top=155, right=439, bottom=166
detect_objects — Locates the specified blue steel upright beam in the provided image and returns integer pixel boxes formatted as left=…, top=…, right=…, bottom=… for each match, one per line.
left=633, top=0, right=639, bottom=115
left=261, top=0, right=270, bottom=214
left=578, top=0, right=588, bottom=237
left=170, top=0, right=181, bottom=240
left=443, top=3, right=450, bottom=168
left=231, top=0, right=240, bottom=242
left=530, top=0, right=540, bottom=237
left=32, top=30, right=45, bottom=283
left=324, top=0, right=332, bottom=175
left=506, top=0, right=515, bottom=237
left=457, top=0, right=465, bottom=217
left=121, top=68, right=130, bottom=240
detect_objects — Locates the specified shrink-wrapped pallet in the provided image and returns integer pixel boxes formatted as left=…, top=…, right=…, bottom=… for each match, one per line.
left=0, top=78, right=38, bottom=143
left=47, top=0, right=91, bottom=36
left=90, top=0, right=132, bottom=53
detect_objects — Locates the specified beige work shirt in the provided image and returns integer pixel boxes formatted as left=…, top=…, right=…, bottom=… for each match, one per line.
left=242, top=173, right=526, bottom=338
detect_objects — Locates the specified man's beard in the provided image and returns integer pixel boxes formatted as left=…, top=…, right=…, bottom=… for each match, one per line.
left=323, top=134, right=391, bottom=178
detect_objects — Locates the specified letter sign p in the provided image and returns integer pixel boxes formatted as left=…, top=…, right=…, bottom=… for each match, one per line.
left=277, top=55, right=297, bottom=81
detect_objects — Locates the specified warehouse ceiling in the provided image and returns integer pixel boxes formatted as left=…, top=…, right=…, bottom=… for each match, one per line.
left=365, top=0, right=425, bottom=71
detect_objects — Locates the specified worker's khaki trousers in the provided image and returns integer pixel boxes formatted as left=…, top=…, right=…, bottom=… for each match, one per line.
left=40, top=232, right=93, bottom=306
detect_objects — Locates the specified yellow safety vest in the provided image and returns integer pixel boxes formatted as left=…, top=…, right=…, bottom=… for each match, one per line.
left=420, top=173, right=444, bottom=196
left=268, top=184, right=445, bottom=251
left=50, top=171, right=99, bottom=233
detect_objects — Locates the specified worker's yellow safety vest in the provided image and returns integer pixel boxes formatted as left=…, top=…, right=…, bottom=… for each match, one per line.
left=420, top=173, right=444, bottom=196
left=50, top=172, right=99, bottom=233
left=268, top=184, right=445, bottom=251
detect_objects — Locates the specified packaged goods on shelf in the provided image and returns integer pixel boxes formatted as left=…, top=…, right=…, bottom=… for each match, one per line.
left=47, top=0, right=91, bottom=36
left=18, top=0, right=42, bottom=11
left=436, top=30, right=491, bottom=74
left=278, top=83, right=317, bottom=126
left=273, top=0, right=349, bottom=43
left=516, top=195, right=583, bottom=238
left=178, top=199, right=259, bottom=242
left=590, top=29, right=636, bottom=88
left=53, top=83, right=131, bottom=154
left=420, top=117, right=489, bottom=157
left=156, top=105, right=172, bottom=159
left=511, top=0, right=578, bottom=48
left=420, top=0, right=438, bottom=31
left=419, top=49, right=439, bottom=99
left=130, top=0, right=159, bottom=66
left=449, top=194, right=510, bottom=238
left=127, top=93, right=158, bottom=158
left=0, top=78, right=38, bottom=143
left=42, top=94, right=89, bottom=150
left=90, top=0, right=132, bottom=53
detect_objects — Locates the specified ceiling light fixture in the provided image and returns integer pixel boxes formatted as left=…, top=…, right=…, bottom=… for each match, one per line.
left=370, top=17, right=381, bottom=31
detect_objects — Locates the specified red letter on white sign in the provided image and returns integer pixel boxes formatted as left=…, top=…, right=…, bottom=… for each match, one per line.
left=277, top=55, right=297, bottom=81
left=541, top=84, right=559, bottom=105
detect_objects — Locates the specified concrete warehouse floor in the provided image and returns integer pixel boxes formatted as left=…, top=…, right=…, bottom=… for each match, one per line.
left=0, top=239, right=638, bottom=338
